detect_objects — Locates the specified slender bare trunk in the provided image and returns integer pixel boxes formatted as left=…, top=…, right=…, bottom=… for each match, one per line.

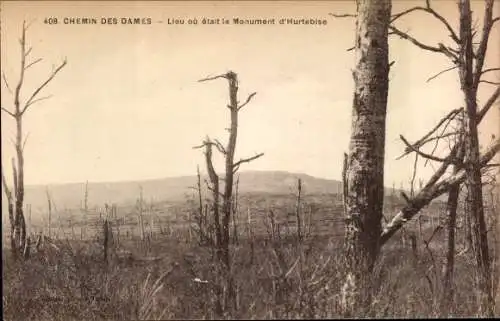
left=296, top=178, right=303, bottom=243
left=441, top=183, right=459, bottom=312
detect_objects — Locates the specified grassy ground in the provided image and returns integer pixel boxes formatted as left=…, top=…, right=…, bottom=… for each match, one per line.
left=3, top=228, right=495, bottom=320
left=3, top=195, right=497, bottom=320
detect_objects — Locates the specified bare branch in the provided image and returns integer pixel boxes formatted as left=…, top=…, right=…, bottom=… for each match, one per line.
left=237, top=92, right=257, bottom=111
left=427, top=144, right=459, bottom=189
left=23, top=95, right=53, bottom=110
left=392, top=5, right=459, bottom=43
left=193, top=143, right=206, bottom=150
left=233, top=153, right=264, bottom=169
left=14, top=21, right=28, bottom=114
left=214, top=139, right=226, bottom=154
left=477, top=86, right=500, bottom=123
left=193, top=139, right=226, bottom=154
left=2, top=72, right=13, bottom=94
left=423, top=109, right=458, bottom=167
left=198, top=73, right=228, bottom=83
left=22, top=132, right=30, bottom=152
left=21, top=58, right=67, bottom=115
left=25, top=57, right=42, bottom=70
left=1, top=163, right=13, bottom=201
left=329, top=13, right=356, bottom=18
left=426, top=65, right=459, bottom=82
left=24, top=46, right=33, bottom=57
left=397, top=108, right=462, bottom=159
left=415, top=132, right=458, bottom=149
left=1, top=107, right=16, bottom=118
left=391, top=7, right=422, bottom=23
left=389, top=25, right=458, bottom=61
left=473, top=0, right=496, bottom=88
left=206, top=183, right=224, bottom=198
left=11, top=158, right=18, bottom=200
left=400, top=135, right=449, bottom=163
left=479, top=80, right=500, bottom=86
left=484, top=163, right=500, bottom=168
left=380, top=139, right=500, bottom=245
left=410, top=153, right=419, bottom=197
left=481, top=67, right=500, bottom=75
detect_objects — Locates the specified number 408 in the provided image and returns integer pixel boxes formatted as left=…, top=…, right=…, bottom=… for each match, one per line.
left=44, top=17, right=58, bottom=24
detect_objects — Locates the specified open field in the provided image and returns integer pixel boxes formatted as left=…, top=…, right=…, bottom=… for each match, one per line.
left=5, top=185, right=495, bottom=320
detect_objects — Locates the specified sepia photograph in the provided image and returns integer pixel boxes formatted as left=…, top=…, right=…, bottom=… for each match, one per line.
left=1, top=0, right=499, bottom=319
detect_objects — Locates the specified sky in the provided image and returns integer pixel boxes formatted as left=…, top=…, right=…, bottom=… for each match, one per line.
left=0, top=0, right=499, bottom=188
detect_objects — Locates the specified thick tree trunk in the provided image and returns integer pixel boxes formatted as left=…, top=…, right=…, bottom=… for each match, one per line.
left=458, top=0, right=493, bottom=316
left=343, top=0, right=391, bottom=315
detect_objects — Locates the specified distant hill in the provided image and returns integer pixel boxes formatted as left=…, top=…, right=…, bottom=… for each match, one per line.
left=2, top=170, right=409, bottom=213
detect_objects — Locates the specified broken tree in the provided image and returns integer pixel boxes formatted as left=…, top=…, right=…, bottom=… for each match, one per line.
left=1, top=21, right=67, bottom=260
left=194, top=71, right=263, bottom=316
left=341, top=0, right=392, bottom=315
left=389, top=0, right=499, bottom=315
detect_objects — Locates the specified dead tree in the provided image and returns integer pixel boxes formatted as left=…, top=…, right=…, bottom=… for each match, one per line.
left=103, top=219, right=109, bottom=264
left=388, top=0, right=499, bottom=315
left=334, top=0, right=392, bottom=315
left=46, top=187, right=52, bottom=239
left=195, top=138, right=222, bottom=249
left=331, top=0, right=500, bottom=314
left=439, top=114, right=466, bottom=313
left=191, top=165, right=213, bottom=245
left=0, top=21, right=66, bottom=260
left=296, top=178, right=303, bottom=243
left=137, top=185, right=146, bottom=241
left=82, top=180, right=89, bottom=240
left=194, top=71, right=264, bottom=317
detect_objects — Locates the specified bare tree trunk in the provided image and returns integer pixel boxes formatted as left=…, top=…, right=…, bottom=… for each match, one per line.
left=247, top=208, right=254, bottom=265
left=441, top=183, right=459, bottom=312
left=83, top=180, right=88, bottom=240
left=113, top=204, right=120, bottom=246
left=2, top=166, right=16, bottom=258
left=103, top=219, right=109, bottom=264
left=1, top=21, right=66, bottom=261
left=200, top=140, right=224, bottom=317
left=46, top=187, right=52, bottom=239
left=458, top=0, right=494, bottom=315
left=296, top=178, right=303, bottom=243
left=138, top=186, right=145, bottom=241
left=220, top=72, right=241, bottom=315
left=204, top=140, right=222, bottom=248
left=441, top=143, right=465, bottom=314
left=221, top=72, right=238, bottom=270
left=342, top=0, right=391, bottom=315
left=195, top=165, right=207, bottom=244
left=197, top=71, right=263, bottom=317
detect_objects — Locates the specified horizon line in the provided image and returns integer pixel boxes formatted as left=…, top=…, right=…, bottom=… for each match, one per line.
left=22, top=169, right=332, bottom=187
